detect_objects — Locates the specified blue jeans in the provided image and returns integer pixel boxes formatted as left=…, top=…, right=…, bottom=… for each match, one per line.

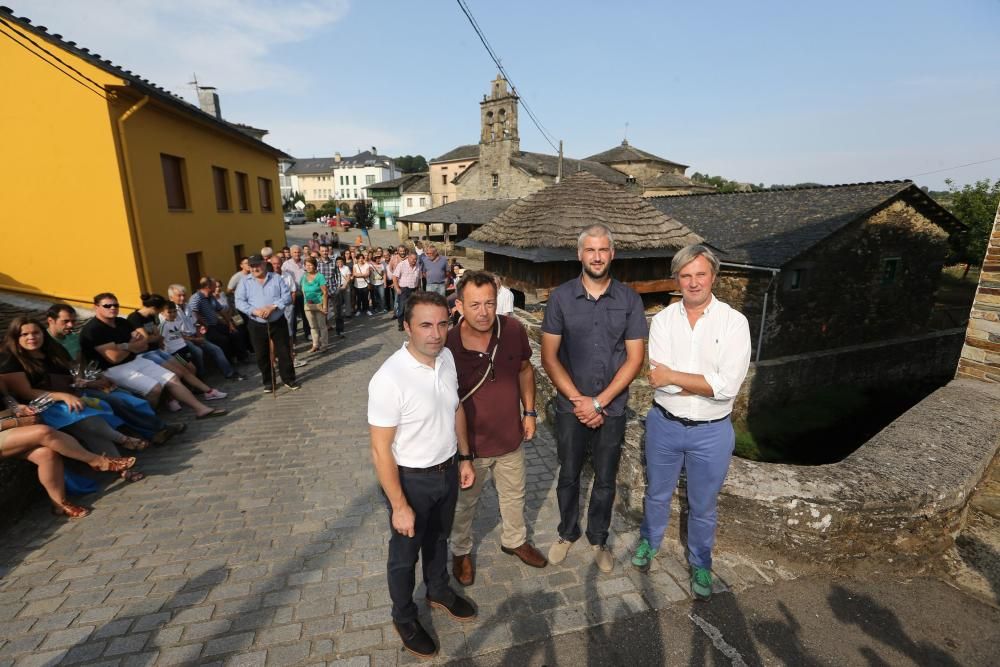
left=371, top=284, right=385, bottom=311
left=141, top=349, right=173, bottom=364
left=640, top=407, right=735, bottom=570
left=426, top=282, right=446, bottom=297
left=185, top=340, right=235, bottom=378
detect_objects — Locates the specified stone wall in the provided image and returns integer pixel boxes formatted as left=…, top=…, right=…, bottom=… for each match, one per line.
left=455, top=160, right=546, bottom=201
left=957, top=203, right=1000, bottom=382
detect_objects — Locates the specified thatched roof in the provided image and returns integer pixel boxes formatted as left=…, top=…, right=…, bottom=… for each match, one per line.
left=461, top=171, right=704, bottom=261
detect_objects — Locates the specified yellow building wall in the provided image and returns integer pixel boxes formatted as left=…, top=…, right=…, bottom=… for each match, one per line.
left=116, top=96, right=287, bottom=300
left=0, top=20, right=142, bottom=306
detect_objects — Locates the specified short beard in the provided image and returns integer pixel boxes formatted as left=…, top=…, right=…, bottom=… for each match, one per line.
left=583, top=263, right=610, bottom=280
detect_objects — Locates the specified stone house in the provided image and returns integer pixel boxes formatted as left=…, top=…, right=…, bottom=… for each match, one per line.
left=585, top=140, right=714, bottom=197
left=460, top=171, right=702, bottom=301
left=651, top=181, right=965, bottom=359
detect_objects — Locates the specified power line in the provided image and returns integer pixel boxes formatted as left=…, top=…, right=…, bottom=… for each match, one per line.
left=0, top=17, right=109, bottom=100
left=906, top=156, right=1000, bottom=178
left=455, top=0, right=560, bottom=153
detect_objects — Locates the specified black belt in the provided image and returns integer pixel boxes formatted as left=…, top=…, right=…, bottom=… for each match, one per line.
left=654, top=403, right=729, bottom=427
left=398, top=454, right=456, bottom=474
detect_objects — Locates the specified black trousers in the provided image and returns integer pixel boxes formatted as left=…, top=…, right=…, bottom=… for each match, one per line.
left=554, top=411, right=626, bottom=546
left=247, top=316, right=295, bottom=387
left=384, top=463, right=458, bottom=624
left=396, top=287, right=414, bottom=324
left=291, top=292, right=310, bottom=342
left=329, top=290, right=345, bottom=335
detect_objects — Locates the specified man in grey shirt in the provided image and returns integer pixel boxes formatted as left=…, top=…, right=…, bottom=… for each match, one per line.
left=419, top=244, right=448, bottom=296
left=540, top=224, right=647, bottom=574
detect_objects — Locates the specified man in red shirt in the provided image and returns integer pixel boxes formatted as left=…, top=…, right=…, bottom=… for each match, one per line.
left=446, top=271, right=547, bottom=586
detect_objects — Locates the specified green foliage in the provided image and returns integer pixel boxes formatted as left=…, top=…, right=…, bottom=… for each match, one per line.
left=690, top=172, right=765, bottom=193
left=319, top=199, right=339, bottom=216
left=352, top=200, right=375, bottom=229
left=394, top=155, right=428, bottom=173
left=944, top=178, right=1000, bottom=266
left=282, top=190, right=305, bottom=211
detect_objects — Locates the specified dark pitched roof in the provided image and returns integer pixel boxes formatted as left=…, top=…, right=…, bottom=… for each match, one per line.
left=399, top=199, right=516, bottom=226
left=368, top=173, right=426, bottom=192
left=462, top=171, right=702, bottom=261
left=403, top=174, right=430, bottom=194
left=512, top=152, right=628, bottom=185
left=337, top=150, right=393, bottom=167
left=0, top=7, right=289, bottom=159
left=585, top=140, right=688, bottom=170
left=431, top=144, right=480, bottom=162
left=286, top=158, right=337, bottom=175
left=649, top=181, right=965, bottom=269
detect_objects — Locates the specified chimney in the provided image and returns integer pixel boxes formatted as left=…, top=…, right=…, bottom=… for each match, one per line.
left=197, top=86, right=222, bottom=119
left=334, top=152, right=342, bottom=163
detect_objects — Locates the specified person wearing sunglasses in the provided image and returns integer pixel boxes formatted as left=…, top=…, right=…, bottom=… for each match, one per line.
left=446, top=271, right=546, bottom=586
left=79, top=293, right=226, bottom=420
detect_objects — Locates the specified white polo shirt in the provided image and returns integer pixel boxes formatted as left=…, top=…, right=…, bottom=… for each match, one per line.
left=368, top=343, right=459, bottom=468
left=649, top=294, right=751, bottom=421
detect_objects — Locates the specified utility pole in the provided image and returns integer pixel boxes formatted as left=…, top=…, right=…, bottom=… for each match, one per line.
left=556, top=140, right=563, bottom=184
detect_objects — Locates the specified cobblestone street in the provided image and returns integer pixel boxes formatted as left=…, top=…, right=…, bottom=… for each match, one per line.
left=0, top=313, right=792, bottom=666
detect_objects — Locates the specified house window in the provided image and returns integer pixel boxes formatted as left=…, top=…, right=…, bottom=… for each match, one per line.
left=442, top=174, right=448, bottom=185
left=235, top=172, right=250, bottom=211
left=419, top=197, right=426, bottom=206
left=339, top=175, right=344, bottom=185
left=354, top=189, right=358, bottom=198
left=442, top=195, right=449, bottom=204
left=406, top=197, right=413, bottom=207
left=366, top=175, right=376, bottom=185
left=788, top=269, right=806, bottom=291
left=353, top=175, right=357, bottom=185
left=257, top=177, right=274, bottom=212
left=160, top=154, right=188, bottom=210
left=881, top=258, right=901, bottom=285
left=491, top=173, right=499, bottom=188
left=233, top=244, right=245, bottom=269
left=212, top=166, right=231, bottom=211
left=185, top=252, right=203, bottom=292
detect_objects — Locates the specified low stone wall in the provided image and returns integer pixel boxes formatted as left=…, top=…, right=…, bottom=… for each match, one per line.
left=521, top=310, right=1000, bottom=565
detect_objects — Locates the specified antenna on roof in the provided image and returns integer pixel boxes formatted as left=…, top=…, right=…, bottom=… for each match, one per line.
left=624, top=121, right=629, bottom=145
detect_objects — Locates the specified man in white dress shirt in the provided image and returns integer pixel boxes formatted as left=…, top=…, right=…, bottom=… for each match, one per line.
left=631, top=245, right=751, bottom=601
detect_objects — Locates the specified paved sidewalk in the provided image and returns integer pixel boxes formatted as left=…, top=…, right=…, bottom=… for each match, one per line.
left=0, top=314, right=791, bottom=666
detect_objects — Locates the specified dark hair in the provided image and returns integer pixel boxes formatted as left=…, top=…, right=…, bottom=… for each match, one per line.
left=403, top=291, right=449, bottom=325
left=455, top=271, right=498, bottom=301
left=197, top=277, right=214, bottom=290
left=303, top=256, right=318, bottom=269
left=2, top=317, right=74, bottom=379
left=165, top=302, right=178, bottom=311
left=140, top=293, right=168, bottom=310
left=93, top=292, right=116, bottom=305
left=46, top=303, right=76, bottom=321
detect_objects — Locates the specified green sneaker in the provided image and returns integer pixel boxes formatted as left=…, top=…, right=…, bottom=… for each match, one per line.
left=630, top=538, right=658, bottom=572
left=690, top=566, right=713, bottom=601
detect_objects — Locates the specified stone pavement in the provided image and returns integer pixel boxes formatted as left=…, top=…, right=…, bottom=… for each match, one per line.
left=0, top=313, right=793, bottom=666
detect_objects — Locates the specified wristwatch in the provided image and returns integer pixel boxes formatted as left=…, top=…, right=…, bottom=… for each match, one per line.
left=457, top=453, right=475, bottom=461
left=523, top=410, right=538, bottom=417
left=592, top=398, right=604, bottom=415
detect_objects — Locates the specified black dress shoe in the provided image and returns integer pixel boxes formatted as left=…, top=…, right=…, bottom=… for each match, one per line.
left=393, top=619, right=437, bottom=658
left=425, top=591, right=477, bottom=622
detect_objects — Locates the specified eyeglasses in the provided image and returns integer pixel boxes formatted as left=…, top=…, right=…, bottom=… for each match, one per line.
left=99, top=303, right=120, bottom=309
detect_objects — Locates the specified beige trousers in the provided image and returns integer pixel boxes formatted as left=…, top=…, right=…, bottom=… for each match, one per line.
left=450, top=447, right=527, bottom=556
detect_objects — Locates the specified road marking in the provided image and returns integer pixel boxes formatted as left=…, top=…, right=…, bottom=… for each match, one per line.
left=689, top=613, right=749, bottom=667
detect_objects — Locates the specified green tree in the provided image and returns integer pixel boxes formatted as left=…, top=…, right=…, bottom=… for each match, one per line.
left=282, top=190, right=305, bottom=211
left=394, top=155, right=428, bottom=173
left=352, top=200, right=375, bottom=229
left=946, top=178, right=1000, bottom=269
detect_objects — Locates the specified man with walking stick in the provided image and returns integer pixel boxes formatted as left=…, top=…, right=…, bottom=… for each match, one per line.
left=236, top=255, right=301, bottom=393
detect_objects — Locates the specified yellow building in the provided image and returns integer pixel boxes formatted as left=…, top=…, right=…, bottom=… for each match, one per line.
left=0, top=9, right=288, bottom=309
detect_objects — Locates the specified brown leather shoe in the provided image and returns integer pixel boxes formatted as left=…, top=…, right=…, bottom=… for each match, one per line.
left=501, top=542, right=548, bottom=568
left=453, top=554, right=475, bottom=586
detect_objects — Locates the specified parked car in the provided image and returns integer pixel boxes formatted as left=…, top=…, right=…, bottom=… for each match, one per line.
left=284, top=211, right=307, bottom=225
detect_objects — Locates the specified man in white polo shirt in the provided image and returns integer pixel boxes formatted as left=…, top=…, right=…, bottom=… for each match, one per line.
left=630, top=245, right=751, bottom=602
left=368, top=291, right=477, bottom=659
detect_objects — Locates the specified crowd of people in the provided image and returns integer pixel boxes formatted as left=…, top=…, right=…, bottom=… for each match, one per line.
left=367, top=226, right=752, bottom=659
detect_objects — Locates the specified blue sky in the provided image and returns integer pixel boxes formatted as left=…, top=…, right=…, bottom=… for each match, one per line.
left=18, top=0, right=1000, bottom=189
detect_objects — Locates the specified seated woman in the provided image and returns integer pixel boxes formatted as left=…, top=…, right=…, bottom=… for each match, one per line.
left=0, top=381, right=136, bottom=518
left=1, top=318, right=148, bottom=481
left=127, top=294, right=227, bottom=403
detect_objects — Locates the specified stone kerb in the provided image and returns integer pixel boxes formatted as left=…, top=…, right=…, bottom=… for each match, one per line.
left=957, top=202, right=1000, bottom=382
left=516, top=310, right=1000, bottom=566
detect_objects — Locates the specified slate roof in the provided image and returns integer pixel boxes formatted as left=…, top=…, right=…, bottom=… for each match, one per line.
left=0, top=7, right=289, bottom=159
left=287, top=158, right=337, bottom=175
left=462, top=171, right=702, bottom=262
left=586, top=140, right=688, bottom=170
left=512, top=152, right=628, bottom=185
left=646, top=173, right=715, bottom=191
left=649, top=181, right=965, bottom=269
left=431, top=144, right=480, bottom=162
left=336, top=150, right=393, bottom=167
left=367, top=173, right=426, bottom=192
left=399, top=199, right=516, bottom=227
left=403, top=174, right=430, bottom=194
